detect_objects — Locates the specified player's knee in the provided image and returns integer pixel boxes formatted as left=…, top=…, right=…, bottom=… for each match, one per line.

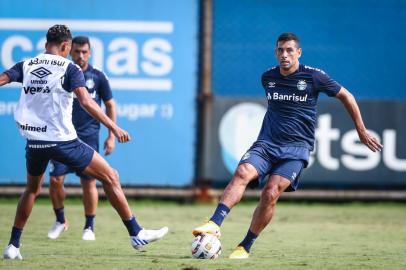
left=26, top=183, right=42, bottom=196
left=234, top=164, right=254, bottom=183
left=101, top=168, right=120, bottom=187
left=262, top=185, right=281, bottom=205
left=49, top=176, right=63, bottom=188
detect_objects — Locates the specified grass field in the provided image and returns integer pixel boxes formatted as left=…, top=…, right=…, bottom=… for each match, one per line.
left=0, top=198, right=405, bottom=270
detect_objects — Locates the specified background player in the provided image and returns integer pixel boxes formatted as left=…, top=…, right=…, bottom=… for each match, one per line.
left=1, top=24, right=168, bottom=260
left=192, top=32, right=383, bottom=259
left=47, top=36, right=116, bottom=241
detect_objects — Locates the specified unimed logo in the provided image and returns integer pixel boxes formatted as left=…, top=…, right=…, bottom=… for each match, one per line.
left=0, top=18, right=174, bottom=91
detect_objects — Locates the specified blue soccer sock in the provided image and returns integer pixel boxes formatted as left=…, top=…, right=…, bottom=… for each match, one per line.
left=210, top=203, right=230, bottom=226
left=122, top=216, right=142, bottom=237
left=238, top=229, right=258, bottom=253
left=84, top=215, right=95, bottom=230
left=54, top=207, right=65, bottom=224
left=9, top=226, right=22, bottom=248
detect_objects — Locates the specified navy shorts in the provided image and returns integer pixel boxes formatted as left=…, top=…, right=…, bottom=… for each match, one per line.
left=49, top=134, right=99, bottom=180
left=26, top=138, right=94, bottom=177
left=239, top=143, right=306, bottom=192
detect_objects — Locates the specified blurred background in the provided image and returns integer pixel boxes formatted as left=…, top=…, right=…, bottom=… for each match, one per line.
left=0, top=0, right=405, bottom=200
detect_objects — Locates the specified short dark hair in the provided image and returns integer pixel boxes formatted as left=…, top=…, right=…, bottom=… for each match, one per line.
left=72, top=36, right=91, bottom=47
left=46, top=24, right=72, bottom=44
left=276, top=32, right=300, bottom=48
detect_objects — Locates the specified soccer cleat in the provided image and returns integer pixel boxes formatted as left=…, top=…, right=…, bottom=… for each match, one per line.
left=130, top=227, right=169, bottom=250
left=192, top=221, right=221, bottom=237
left=3, top=244, right=22, bottom=260
left=229, top=246, right=249, bottom=259
left=82, top=228, right=96, bottom=241
left=47, top=220, right=69, bottom=240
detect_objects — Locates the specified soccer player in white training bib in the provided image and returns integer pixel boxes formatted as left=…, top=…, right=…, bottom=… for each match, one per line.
left=47, top=36, right=117, bottom=242
left=192, top=32, right=383, bottom=259
left=1, top=25, right=168, bottom=260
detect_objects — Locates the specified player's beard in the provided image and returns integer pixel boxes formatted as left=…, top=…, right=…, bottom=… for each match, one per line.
left=77, top=59, right=87, bottom=69
left=280, top=62, right=291, bottom=70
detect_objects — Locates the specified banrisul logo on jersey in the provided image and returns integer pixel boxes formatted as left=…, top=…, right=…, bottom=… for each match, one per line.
left=267, top=92, right=308, bottom=102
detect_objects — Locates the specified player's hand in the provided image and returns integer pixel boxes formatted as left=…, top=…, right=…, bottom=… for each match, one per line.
left=358, top=129, right=383, bottom=152
left=104, top=136, right=116, bottom=156
left=112, top=126, right=131, bottom=143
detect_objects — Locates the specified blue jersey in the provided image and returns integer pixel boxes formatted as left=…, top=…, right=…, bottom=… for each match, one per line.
left=259, top=64, right=341, bottom=151
left=72, top=64, right=112, bottom=137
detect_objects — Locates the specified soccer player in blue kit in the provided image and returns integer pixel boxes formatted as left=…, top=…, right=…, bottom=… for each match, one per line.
left=1, top=25, right=168, bottom=260
left=47, top=36, right=116, bottom=241
left=193, top=32, right=383, bottom=259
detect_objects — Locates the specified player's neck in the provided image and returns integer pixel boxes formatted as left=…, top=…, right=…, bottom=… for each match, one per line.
left=45, top=46, right=66, bottom=58
left=81, top=63, right=89, bottom=72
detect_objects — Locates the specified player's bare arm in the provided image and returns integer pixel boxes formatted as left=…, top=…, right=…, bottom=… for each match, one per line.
left=0, top=73, right=11, bottom=86
left=103, top=98, right=117, bottom=155
left=74, top=87, right=130, bottom=143
left=335, top=87, right=383, bottom=152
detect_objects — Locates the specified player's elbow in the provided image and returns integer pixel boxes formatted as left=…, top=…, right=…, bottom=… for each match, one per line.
left=337, top=88, right=355, bottom=104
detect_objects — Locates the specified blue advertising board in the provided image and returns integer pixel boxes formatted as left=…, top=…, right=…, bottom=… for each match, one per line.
left=0, top=0, right=199, bottom=186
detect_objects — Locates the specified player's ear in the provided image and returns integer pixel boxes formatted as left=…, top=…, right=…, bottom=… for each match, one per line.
left=61, top=41, right=69, bottom=54
left=297, top=48, right=302, bottom=58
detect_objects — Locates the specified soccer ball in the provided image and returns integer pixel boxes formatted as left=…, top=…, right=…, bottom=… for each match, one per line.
left=191, top=234, right=221, bottom=259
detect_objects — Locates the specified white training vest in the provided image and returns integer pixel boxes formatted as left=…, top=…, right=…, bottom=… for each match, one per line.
left=14, top=53, right=78, bottom=141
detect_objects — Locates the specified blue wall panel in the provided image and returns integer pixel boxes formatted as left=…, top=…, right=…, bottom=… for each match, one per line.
left=213, top=0, right=406, bottom=100
left=0, top=0, right=199, bottom=186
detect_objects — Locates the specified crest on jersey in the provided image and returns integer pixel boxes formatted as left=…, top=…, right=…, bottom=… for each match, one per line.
left=297, top=80, right=307, bottom=91
left=86, top=78, right=95, bottom=89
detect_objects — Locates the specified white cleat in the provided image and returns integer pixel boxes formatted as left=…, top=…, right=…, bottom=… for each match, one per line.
left=3, top=244, right=22, bottom=260
left=47, top=221, right=69, bottom=240
left=82, top=228, right=96, bottom=241
left=130, top=227, right=169, bottom=250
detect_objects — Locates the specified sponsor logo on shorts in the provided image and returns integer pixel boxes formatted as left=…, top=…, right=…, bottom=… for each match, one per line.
left=28, top=143, right=57, bottom=148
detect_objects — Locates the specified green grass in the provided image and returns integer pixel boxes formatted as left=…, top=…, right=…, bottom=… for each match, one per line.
left=1, top=198, right=406, bottom=270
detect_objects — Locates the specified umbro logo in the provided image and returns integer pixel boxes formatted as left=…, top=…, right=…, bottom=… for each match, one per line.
left=30, top=67, right=52, bottom=79
left=267, top=82, right=276, bottom=88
